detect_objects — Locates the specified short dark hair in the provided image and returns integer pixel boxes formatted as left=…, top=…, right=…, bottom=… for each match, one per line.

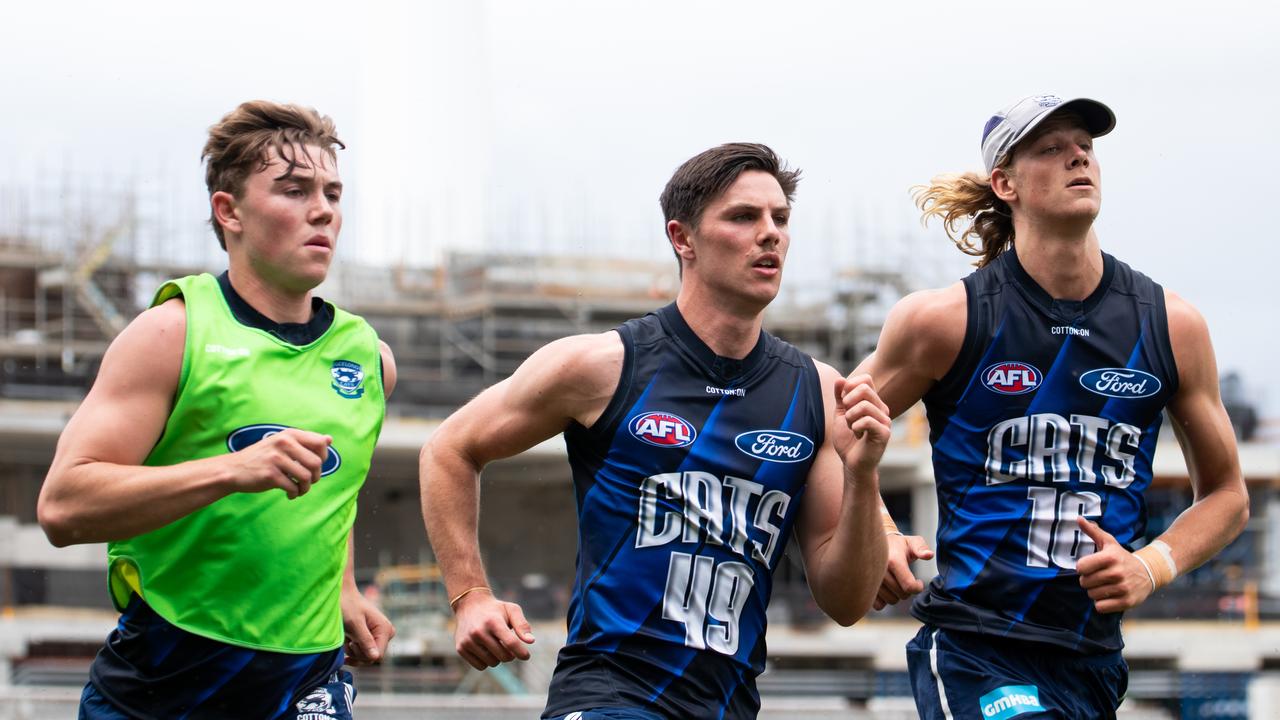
left=659, top=142, right=800, bottom=239
left=202, top=100, right=344, bottom=249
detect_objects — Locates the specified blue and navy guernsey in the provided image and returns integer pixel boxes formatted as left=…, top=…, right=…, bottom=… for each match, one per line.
left=543, top=303, right=827, bottom=720
left=914, top=248, right=1179, bottom=654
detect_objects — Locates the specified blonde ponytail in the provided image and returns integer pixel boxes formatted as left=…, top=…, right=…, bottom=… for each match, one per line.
left=913, top=172, right=1014, bottom=268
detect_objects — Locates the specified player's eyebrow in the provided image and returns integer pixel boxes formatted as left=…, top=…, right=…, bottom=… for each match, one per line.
left=272, top=175, right=343, bottom=192
left=721, top=202, right=789, bottom=214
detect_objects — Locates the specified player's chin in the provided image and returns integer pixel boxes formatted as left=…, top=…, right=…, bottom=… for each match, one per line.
left=286, top=258, right=332, bottom=289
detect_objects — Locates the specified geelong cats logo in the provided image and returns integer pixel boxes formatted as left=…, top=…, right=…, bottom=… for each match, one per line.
left=331, top=360, right=365, bottom=399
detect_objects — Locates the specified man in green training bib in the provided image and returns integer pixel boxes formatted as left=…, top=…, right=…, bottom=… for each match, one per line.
left=38, top=100, right=395, bottom=720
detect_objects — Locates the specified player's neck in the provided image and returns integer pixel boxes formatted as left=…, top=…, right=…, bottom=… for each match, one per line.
left=674, top=289, right=763, bottom=360
left=1011, top=229, right=1105, bottom=302
left=225, top=266, right=316, bottom=324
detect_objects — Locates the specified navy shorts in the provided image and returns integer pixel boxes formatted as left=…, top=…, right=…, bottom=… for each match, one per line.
left=906, top=624, right=1127, bottom=719
left=79, top=597, right=348, bottom=719
left=81, top=669, right=356, bottom=720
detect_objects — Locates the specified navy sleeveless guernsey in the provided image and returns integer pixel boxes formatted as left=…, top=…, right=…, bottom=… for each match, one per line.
left=543, top=303, right=826, bottom=719
left=913, top=249, right=1179, bottom=654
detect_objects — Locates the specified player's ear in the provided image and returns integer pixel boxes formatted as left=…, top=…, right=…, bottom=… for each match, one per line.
left=211, top=191, right=242, bottom=236
left=990, top=166, right=1017, bottom=204
left=668, top=220, right=696, bottom=263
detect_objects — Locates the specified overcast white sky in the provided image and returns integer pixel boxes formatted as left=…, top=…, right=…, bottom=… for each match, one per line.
left=2, top=0, right=1277, bottom=419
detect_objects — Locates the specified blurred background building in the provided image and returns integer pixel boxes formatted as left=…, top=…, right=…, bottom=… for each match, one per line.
left=2, top=2, right=1279, bottom=715
left=0, top=177, right=1277, bottom=719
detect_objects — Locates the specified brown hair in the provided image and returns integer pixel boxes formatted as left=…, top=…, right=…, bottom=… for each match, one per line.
left=202, top=101, right=344, bottom=249
left=659, top=143, right=800, bottom=265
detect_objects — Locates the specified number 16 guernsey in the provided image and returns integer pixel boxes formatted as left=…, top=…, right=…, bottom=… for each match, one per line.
left=915, top=248, right=1178, bottom=653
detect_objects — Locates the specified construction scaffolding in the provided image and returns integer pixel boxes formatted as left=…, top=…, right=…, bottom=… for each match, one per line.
left=0, top=231, right=904, bottom=414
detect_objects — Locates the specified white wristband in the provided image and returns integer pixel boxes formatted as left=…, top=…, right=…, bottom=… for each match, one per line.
left=1132, top=553, right=1157, bottom=593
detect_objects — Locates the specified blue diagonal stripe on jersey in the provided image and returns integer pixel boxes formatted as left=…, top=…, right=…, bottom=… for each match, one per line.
left=1023, top=332, right=1080, bottom=416
left=1099, top=315, right=1164, bottom=501
left=914, top=255, right=1178, bottom=653
left=946, top=329, right=1094, bottom=593
left=567, top=363, right=669, bottom=642
left=1089, top=318, right=1164, bottom=552
left=643, top=371, right=805, bottom=700
left=933, top=316, right=1048, bottom=588
left=744, top=370, right=807, bottom=568
left=932, top=314, right=1010, bottom=545
left=714, top=655, right=752, bottom=720
left=595, top=391, right=737, bottom=652
left=992, top=318, right=1164, bottom=628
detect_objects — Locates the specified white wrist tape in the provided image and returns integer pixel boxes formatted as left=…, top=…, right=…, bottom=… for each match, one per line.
left=1150, top=540, right=1178, bottom=578
left=1132, top=553, right=1158, bottom=593
left=1134, top=539, right=1178, bottom=591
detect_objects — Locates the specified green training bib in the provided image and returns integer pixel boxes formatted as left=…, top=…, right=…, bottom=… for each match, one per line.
left=106, top=273, right=384, bottom=652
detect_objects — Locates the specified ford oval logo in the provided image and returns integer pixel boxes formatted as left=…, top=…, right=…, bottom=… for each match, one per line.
left=981, top=361, right=1042, bottom=395
left=226, top=424, right=342, bottom=476
left=734, top=430, right=815, bottom=464
left=1079, top=368, right=1161, bottom=399
left=629, top=412, right=697, bottom=448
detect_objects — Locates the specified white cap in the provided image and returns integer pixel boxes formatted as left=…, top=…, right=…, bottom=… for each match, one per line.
left=981, top=94, right=1116, bottom=173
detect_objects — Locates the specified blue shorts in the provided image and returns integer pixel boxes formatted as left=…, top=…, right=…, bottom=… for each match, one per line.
left=81, top=669, right=356, bottom=720
left=906, top=624, right=1127, bottom=719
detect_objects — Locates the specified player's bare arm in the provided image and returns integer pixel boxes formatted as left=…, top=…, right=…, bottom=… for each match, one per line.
left=793, top=363, right=891, bottom=626
left=378, top=339, right=398, bottom=397
left=341, top=340, right=399, bottom=666
left=420, top=330, right=622, bottom=670
left=38, top=298, right=333, bottom=546
left=857, top=284, right=967, bottom=416
left=343, top=535, right=395, bottom=666
left=1076, top=292, right=1248, bottom=613
left=852, top=284, right=965, bottom=609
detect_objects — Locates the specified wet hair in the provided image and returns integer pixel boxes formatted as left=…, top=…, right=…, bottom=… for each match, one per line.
left=202, top=100, right=344, bottom=249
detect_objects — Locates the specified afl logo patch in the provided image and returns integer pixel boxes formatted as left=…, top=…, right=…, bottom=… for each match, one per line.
left=982, top=361, right=1042, bottom=395
left=1080, top=368, right=1161, bottom=399
left=331, top=360, right=365, bottom=399
left=227, top=424, right=342, bottom=476
left=629, top=411, right=696, bottom=448
left=735, top=430, right=815, bottom=463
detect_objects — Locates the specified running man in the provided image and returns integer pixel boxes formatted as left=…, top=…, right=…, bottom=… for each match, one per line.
left=867, top=94, right=1248, bottom=718
left=38, top=100, right=395, bottom=719
left=421, top=143, right=890, bottom=719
